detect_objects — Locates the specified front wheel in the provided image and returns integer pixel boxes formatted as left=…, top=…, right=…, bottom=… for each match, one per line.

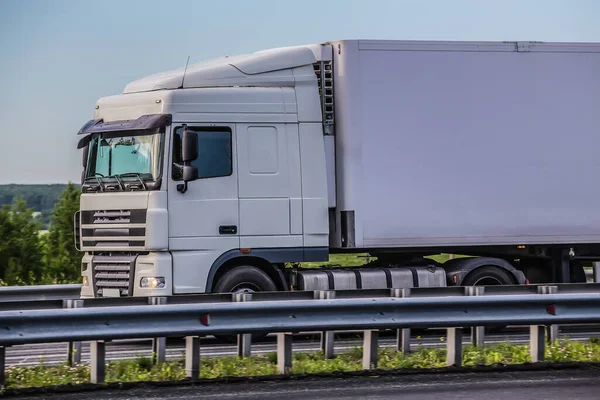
left=213, top=265, right=277, bottom=343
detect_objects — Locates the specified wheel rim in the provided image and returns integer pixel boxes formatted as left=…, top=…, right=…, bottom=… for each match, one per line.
left=472, top=276, right=503, bottom=286
left=231, top=283, right=259, bottom=294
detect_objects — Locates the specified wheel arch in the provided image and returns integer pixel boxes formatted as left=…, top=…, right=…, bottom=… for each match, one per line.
left=207, top=247, right=328, bottom=292
left=207, top=252, right=282, bottom=292
left=444, top=257, right=527, bottom=286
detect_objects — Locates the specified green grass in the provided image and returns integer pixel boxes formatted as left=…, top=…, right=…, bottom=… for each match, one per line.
left=300, top=253, right=466, bottom=268
left=4, top=339, right=600, bottom=390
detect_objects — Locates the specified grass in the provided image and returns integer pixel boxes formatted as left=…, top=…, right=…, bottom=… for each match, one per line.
left=4, top=338, right=600, bottom=390
left=300, top=253, right=465, bottom=269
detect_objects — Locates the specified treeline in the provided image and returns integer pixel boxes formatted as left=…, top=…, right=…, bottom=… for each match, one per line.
left=0, top=183, right=81, bottom=286
left=0, top=184, right=77, bottom=229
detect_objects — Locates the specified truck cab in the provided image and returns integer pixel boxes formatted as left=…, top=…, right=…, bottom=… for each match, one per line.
left=77, top=44, right=333, bottom=298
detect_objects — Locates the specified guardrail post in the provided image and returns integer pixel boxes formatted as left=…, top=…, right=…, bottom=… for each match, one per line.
left=446, top=328, right=462, bottom=367
left=530, top=325, right=546, bottom=362
left=594, top=262, right=600, bottom=283
left=185, top=336, right=201, bottom=379
left=538, top=285, right=559, bottom=343
left=90, top=340, right=106, bottom=384
left=466, top=287, right=485, bottom=347
left=0, top=346, right=5, bottom=387
left=391, top=288, right=411, bottom=355
left=277, top=332, right=293, bottom=374
left=315, top=290, right=336, bottom=359
left=235, top=293, right=253, bottom=358
left=363, top=330, right=379, bottom=369
left=150, top=296, right=168, bottom=364
left=65, top=299, right=83, bottom=366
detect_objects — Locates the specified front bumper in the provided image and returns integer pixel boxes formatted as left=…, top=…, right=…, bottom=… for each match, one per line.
left=80, top=252, right=173, bottom=298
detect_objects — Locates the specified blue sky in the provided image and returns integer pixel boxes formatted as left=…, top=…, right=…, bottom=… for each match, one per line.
left=0, top=0, right=598, bottom=183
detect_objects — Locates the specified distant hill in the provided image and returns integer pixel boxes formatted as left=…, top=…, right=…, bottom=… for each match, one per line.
left=0, top=184, right=80, bottom=228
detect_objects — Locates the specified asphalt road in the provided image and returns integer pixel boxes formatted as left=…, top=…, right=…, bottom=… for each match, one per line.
left=6, top=327, right=600, bottom=367
left=10, top=368, right=600, bottom=399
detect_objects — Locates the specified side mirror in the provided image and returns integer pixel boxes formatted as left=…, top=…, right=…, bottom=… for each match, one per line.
left=183, top=165, right=198, bottom=182
left=177, top=129, right=199, bottom=194
left=182, top=129, right=198, bottom=162
left=82, top=145, right=88, bottom=169
left=81, top=145, right=88, bottom=185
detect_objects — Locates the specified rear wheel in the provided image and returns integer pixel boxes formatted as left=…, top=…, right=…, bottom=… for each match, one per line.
left=461, top=266, right=515, bottom=287
left=462, top=266, right=515, bottom=333
left=213, top=265, right=277, bottom=343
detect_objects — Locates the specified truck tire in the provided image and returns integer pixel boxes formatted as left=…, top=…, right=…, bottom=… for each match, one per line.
left=461, top=266, right=515, bottom=286
left=462, top=266, right=515, bottom=333
left=213, top=265, right=278, bottom=343
left=570, top=261, right=587, bottom=283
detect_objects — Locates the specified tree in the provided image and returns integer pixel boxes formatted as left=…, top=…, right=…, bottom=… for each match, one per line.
left=43, top=182, right=81, bottom=283
left=0, top=198, right=44, bottom=285
left=0, top=184, right=73, bottom=229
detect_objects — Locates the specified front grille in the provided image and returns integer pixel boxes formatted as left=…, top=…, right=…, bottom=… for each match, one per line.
left=92, top=256, right=136, bottom=297
left=81, top=209, right=146, bottom=250
left=92, top=255, right=136, bottom=297
left=92, top=210, right=132, bottom=224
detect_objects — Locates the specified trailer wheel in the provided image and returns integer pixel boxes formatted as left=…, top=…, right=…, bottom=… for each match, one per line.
left=213, top=265, right=278, bottom=343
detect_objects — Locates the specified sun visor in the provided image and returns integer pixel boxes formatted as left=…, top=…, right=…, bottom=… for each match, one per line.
left=76, top=114, right=172, bottom=149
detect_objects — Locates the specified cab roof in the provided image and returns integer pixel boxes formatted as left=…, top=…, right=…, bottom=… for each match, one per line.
left=123, top=43, right=332, bottom=94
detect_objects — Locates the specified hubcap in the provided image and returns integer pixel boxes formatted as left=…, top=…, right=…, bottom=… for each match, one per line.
left=231, top=283, right=259, bottom=294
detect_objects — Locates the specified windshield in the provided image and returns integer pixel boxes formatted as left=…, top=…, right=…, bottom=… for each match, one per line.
left=85, top=132, right=164, bottom=183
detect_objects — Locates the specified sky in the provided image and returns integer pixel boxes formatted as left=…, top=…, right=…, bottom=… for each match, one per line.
left=0, top=0, right=599, bottom=184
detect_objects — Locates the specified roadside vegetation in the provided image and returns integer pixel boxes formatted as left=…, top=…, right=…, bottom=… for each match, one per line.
left=0, top=184, right=70, bottom=229
left=0, top=183, right=81, bottom=286
left=4, top=338, right=600, bottom=389
left=300, top=253, right=470, bottom=269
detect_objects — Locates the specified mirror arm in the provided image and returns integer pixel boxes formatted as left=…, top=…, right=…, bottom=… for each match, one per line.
left=177, top=181, right=188, bottom=194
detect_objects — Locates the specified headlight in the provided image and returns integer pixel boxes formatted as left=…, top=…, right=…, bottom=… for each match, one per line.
left=82, top=276, right=89, bottom=286
left=140, top=277, right=166, bottom=289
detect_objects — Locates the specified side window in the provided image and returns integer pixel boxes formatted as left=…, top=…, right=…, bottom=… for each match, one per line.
left=172, top=126, right=232, bottom=180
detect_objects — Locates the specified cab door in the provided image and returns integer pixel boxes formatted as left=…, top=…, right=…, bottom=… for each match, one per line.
left=168, top=124, right=239, bottom=293
left=236, top=123, right=303, bottom=248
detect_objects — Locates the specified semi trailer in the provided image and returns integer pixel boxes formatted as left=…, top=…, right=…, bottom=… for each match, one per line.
left=75, top=39, right=600, bottom=299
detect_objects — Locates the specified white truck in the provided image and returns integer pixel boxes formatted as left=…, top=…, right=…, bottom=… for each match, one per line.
left=75, top=39, right=600, bottom=300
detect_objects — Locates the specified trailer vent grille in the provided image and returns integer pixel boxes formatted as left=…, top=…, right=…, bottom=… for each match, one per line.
left=314, top=61, right=334, bottom=135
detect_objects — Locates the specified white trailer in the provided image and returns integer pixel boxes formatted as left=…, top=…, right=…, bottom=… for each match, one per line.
left=75, top=40, right=600, bottom=303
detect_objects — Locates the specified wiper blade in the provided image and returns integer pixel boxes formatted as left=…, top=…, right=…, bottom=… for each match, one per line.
left=116, top=173, right=147, bottom=190
left=84, top=173, right=105, bottom=192
left=107, top=174, right=125, bottom=191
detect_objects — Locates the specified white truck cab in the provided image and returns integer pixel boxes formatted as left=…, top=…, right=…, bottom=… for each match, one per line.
left=78, top=44, right=333, bottom=298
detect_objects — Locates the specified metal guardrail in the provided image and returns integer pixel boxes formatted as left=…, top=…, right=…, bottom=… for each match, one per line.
left=2, top=282, right=600, bottom=310
left=0, top=284, right=80, bottom=302
left=1, top=284, right=600, bottom=386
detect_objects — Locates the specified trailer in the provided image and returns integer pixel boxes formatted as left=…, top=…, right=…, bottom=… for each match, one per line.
left=75, top=39, right=600, bottom=303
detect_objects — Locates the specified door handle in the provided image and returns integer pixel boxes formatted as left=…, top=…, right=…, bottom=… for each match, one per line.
left=219, top=225, right=237, bottom=235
